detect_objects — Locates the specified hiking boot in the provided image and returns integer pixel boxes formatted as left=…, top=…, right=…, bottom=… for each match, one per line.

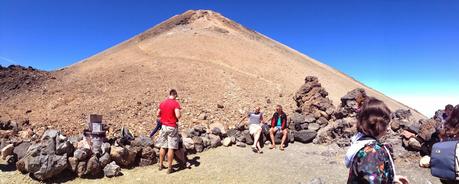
left=167, top=168, right=173, bottom=174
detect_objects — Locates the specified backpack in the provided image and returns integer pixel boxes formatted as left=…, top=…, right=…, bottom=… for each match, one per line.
left=430, top=141, right=457, bottom=180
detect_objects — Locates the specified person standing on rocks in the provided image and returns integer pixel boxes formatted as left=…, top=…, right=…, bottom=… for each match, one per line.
left=156, top=89, right=181, bottom=174
left=269, top=105, right=288, bottom=150
left=345, top=97, right=409, bottom=184
left=238, top=106, right=265, bottom=153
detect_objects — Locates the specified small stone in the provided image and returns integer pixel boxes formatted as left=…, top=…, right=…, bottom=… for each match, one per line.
left=236, top=141, right=246, bottom=147
left=222, top=137, right=232, bottom=147
left=217, top=104, right=224, bottom=109
left=307, top=177, right=325, bottom=184
left=198, top=113, right=207, bottom=120
left=408, top=137, right=422, bottom=150
left=1, top=144, right=14, bottom=160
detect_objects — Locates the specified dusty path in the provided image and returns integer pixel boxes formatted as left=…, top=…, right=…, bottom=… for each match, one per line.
left=0, top=143, right=440, bottom=184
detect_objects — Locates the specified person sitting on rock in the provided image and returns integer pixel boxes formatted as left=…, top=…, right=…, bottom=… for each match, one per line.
left=269, top=105, right=288, bottom=150
left=345, top=97, right=409, bottom=184
left=238, top=106, right=265, bottom=153
left=156, top=89, right=181, bottom=174
left=441, top=104, right=455, bottom=124
left=420, top=105, right=459, bottom=183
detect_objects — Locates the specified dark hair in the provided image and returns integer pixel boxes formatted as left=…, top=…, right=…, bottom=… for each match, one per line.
left=440, top=105, right=459, bottom=140
left=169, top=89, right=178, bottom=96
left=357, top=97, right=391, bottom=138
left=446, top=104, right=454, bottom=111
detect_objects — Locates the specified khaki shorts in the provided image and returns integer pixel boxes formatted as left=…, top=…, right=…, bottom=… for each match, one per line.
left=249, top=124, right=262, bottom=135
left=156, top=125, right=179, bottom=149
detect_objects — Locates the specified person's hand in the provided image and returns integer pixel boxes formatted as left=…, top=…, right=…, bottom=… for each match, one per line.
left=394, top=175, right=409, bottom=184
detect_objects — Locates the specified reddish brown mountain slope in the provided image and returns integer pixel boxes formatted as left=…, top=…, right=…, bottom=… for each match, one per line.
left=0, top=10, right=425, bottom=135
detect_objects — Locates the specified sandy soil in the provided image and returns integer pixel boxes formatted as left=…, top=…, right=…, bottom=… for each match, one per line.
left=0, top=143, right=440, bottom=184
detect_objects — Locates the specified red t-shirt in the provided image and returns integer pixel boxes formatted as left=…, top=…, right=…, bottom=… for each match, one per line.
left=159, top=98, right=181, bottom=127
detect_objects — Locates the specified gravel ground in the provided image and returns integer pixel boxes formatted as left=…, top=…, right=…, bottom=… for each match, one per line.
left=0, top=143, right=440, bottom=184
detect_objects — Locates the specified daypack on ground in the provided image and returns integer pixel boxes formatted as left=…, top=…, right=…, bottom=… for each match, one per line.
left=430, top=141, right=457, bottom=180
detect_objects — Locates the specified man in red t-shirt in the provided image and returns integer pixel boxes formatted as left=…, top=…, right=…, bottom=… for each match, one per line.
left=156, top=89, right=181, bottom=174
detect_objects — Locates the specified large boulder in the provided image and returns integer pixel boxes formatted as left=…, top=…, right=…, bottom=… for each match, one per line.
left=99, top=152, right=112, bottom=168
left=55, top=134, right=74, bottom=155
left=294, top=130, right=317, bottom=143
left=68, top=157, right=78, bottom=173
left=104, top=161, right=122, bottom=178
left=418, top=119, right=439, bottom=142
left=110, top=146, right=139, bottom=168
left=192, top=136, right=204, bottom=152
left=208, top=134, right=222, bottom=148
left=16, top=130, right=73, bottom=181
left=131, top=136, right=153, bottom=148
left=13, top=141, right=31, bottom=160
left=85, top=155, right=102, bottom=177
left=31, top=153, right=69, bottom=181
left=183, top=137, right=195, bottom=150
left=74, top=148, right=91, bottom=161
left=291, top=113, right=306, bottom=125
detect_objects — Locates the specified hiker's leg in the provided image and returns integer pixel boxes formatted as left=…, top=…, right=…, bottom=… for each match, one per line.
left=269, top=128, right=276, bottom=146
left=253, top=128, right=261, bottom=148
left=159, top=147, right=165, bottom=167
left=281, top=129, right=288, bottom=146
left=167, top=148, right=174, bottom=169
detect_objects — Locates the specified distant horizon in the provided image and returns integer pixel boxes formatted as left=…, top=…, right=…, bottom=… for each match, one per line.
left=1, top=1, right=458, bottom=117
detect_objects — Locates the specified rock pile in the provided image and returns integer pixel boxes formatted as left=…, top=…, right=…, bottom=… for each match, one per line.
left=396, top=111, right=440, bottom=155
left=289, top=76, right=363, bottom=146
left=312, top=88, right=365, bottom=146
left=0, top=121, right=238, bottom=181
left=290, top=76, right=335, bottom=143
left=16, top=129, right=73, bottom=180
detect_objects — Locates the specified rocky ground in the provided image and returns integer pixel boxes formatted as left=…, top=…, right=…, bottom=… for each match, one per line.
left=0, top=143, right=440, bottom=184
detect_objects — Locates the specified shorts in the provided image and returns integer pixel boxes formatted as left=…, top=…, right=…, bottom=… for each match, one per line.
left=156, top=125, right=179, bottom=149
left=249, top=124, right=262, bottom=135
left=272, top=126, right=284, bottom=134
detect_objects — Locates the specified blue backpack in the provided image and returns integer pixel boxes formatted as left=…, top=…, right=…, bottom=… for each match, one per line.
left=430, top=141, right=457, bottom=180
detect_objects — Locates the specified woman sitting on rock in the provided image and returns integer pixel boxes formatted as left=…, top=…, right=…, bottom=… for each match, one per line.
left=237, top=106, right=265, bottom=153
left=345, top=97, right=409, bottom=184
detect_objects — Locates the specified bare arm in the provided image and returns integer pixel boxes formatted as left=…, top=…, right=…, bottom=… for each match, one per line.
left=260, top=113, right=264, bottom=125
left=156, top=109, right=161, bottom=118
left=237, top=116, right=248, bottom=126
left=174, top=108, right=181, bottom=119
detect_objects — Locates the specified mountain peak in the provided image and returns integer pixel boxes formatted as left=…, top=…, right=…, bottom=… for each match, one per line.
left=136, top=9, right=248, bottom=41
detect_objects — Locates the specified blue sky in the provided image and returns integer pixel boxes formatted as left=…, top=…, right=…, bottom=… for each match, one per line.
left=1, top=0, right=458, bottom=116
